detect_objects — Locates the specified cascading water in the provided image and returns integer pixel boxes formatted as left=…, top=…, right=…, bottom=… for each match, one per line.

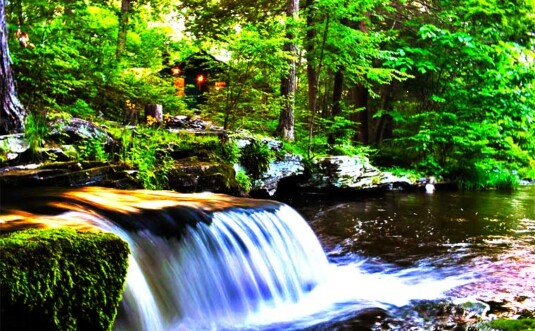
left=103, top=205, right=330, bottom=331
left=1, top=187, right=473, bottom=330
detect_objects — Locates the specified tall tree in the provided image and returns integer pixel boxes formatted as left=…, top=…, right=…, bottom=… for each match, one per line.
left=116, top=0, right=132, bottom=61
left=1, top=0, right=26, bottom=134
left=276, top=0, right=298, bottom=141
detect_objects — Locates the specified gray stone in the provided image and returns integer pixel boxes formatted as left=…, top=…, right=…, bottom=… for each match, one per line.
left=251, top=153, right=304, bottom=196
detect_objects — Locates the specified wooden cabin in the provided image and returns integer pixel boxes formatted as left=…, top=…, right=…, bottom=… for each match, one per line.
left=161, top=51, right=226, bottom=107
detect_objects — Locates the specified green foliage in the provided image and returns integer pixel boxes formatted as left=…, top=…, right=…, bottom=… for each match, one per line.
left=199, top=21, right=288, bottom=131
left=6, top=1, right=184, bottom=122
left=0, top=228, right=129, bottom=331
left=453, top=161, right=520, bottom=191
left=76, top=135, right=109, bottom=162
left=239, top=140, right=274, bottom=179
left=5, top=0, right=535, bottom=191
left=0, top=141, right=8, bottom=165
left=381, top=0, right=535, bottom=189
left=8, top=3, right=118, bottom=116
left=235, top=169, right=252, bottom=193
left=213, top=138, right=241, bottom=165
left=24, top=112, right=47, bottom=155
left=488, top=318, right=535, bottom=331
left=111, top=126, right=175, bottom=190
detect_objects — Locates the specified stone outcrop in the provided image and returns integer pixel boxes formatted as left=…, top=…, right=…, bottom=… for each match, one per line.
left=248, top=153, right=304, bottom=197
left=273, top=155, right=416, bottom=199
left=168, top=159, right=243, bottom=196
left=304, top=155, right=382, bottom=189
left=50, top=117, right=114, bottom=146
left=233, top=136, right=305, bottom=197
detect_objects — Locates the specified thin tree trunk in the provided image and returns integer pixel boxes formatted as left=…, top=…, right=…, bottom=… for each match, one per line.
left=352, top=18, right=370, bottom=145
left=116, top=0, right=131, bottom=61
left=276, top=0, right=299, bottom=141
left=305, top=0, right=318, bottom=117
left=351, top=85, right=369, bottom=144
left=1, top=0, right=25, bottom=134
left=307, top=12, right=329, bottom=158
left=328, top=68, right=344, bottom=146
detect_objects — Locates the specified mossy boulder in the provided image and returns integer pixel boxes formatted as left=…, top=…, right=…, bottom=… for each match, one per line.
left=0, top=228, right=130, bottom=331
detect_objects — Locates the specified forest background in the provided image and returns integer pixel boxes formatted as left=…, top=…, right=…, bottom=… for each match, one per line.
left=2, top=0, right=535, bottom=190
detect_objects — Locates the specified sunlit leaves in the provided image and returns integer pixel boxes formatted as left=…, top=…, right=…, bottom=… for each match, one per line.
left=383, top=0, right=535, bottom=186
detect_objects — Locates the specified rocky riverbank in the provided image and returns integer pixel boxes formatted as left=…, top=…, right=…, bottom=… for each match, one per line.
left=0, top=115, right=428, bottom=197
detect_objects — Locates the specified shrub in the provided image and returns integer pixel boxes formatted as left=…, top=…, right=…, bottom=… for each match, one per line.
left=214, top=138, right=241, bottom=165
left=239, top=140, right=273, bottom=179
left=235, top=169, right=252, bottom=193
left=24, top=112, right=48, bottom=156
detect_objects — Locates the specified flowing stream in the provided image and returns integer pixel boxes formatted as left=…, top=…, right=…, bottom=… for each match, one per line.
left=1, top=186, right=534, bottom=330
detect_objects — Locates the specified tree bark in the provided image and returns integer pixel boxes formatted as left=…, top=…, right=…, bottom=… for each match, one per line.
left=352, top=18, right=370, bottom=145
left=328, top=68, right=344, bottom=145
left=116, top=0, right=132, bottom=61
left=1, top=0, right=25, bottom=134
left=375, top=83, right=394, bottom=144
left=144, top=104, right=163, bottom=124
left=351, top=85, right=369, bottom=144
left=305, top=0, right=318, bottom=117
left=276, top=0, right=299, bottom=141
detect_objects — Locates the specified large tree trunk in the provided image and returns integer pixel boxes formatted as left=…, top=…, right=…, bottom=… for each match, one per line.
left=116, top=0, right=132, bottom=61
left=276, top=0, right=299, bottom=141
left=1, top=0, right=25, bottom=135
left=374, top=82, right=394, bottom=144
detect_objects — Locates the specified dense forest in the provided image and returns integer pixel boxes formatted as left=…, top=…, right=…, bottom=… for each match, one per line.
left=2, top=0, right=534, bottom=189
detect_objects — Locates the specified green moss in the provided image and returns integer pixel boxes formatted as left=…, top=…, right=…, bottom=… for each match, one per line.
left=489, top=318, right=535, bottom=331
left=0, top=228, right=130, bottom=331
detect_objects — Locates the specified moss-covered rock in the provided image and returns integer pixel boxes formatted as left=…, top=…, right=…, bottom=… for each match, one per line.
left=0, top=228, right=130, bottom=331
left=489, top=318, right=535, bottom=331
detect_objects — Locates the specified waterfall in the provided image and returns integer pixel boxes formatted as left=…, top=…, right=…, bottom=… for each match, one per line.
left=1, top=187, right=329, bottom=330
left=108, top=205, right=330, bottom=331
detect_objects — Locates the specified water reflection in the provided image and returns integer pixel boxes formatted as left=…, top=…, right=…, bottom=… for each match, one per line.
left=294, top=186, right=535, bottom=318
left=296, top=186, right=535, bottom=265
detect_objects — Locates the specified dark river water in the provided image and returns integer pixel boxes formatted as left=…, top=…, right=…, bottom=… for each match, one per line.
left=292, top=185, right=535, bottom=329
